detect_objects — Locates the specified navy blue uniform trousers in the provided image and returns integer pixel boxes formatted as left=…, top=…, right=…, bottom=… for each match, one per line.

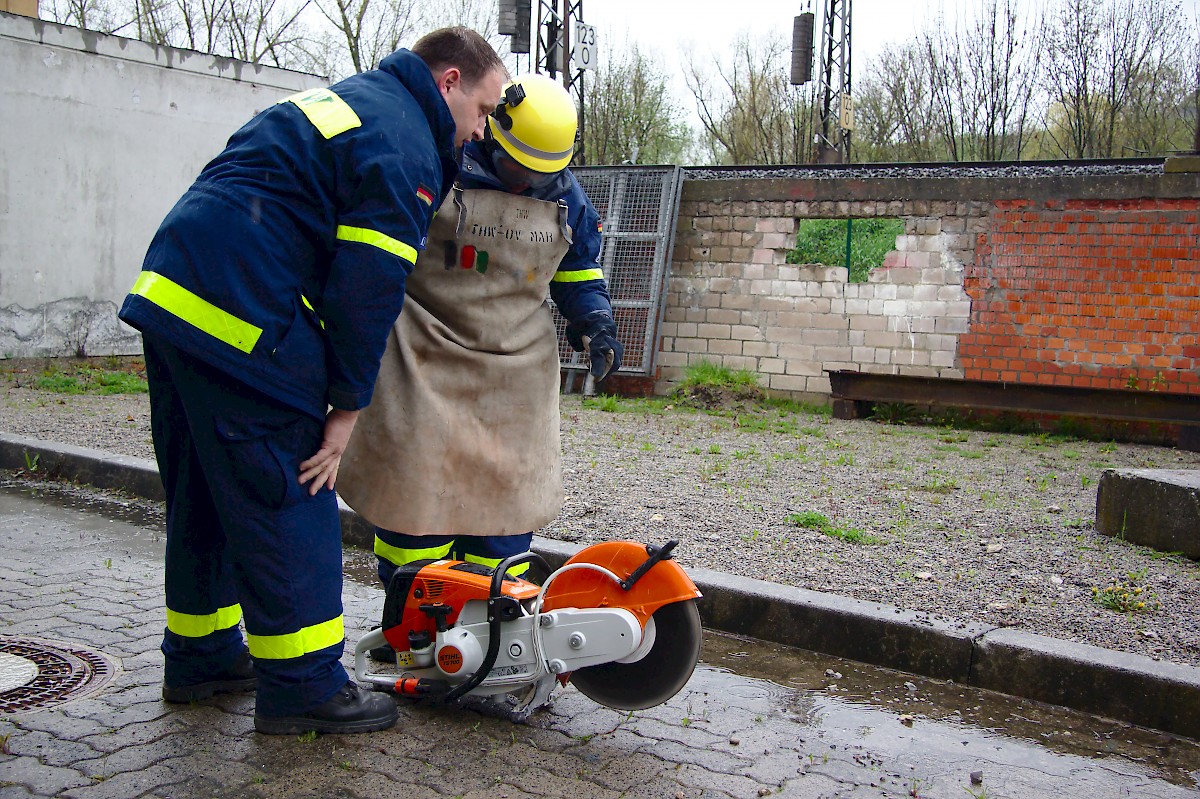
left=144, top=337, right=347, bottom=716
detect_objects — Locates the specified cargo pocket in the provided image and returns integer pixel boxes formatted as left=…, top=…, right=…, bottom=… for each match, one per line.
left=212, top=409, right=321, bottom=512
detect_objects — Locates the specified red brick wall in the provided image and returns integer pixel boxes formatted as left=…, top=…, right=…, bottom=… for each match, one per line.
left=961, top=198, right=1200, bottom=395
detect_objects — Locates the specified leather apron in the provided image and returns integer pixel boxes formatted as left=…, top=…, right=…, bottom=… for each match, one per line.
left=338, top=187, right=572, bottom=536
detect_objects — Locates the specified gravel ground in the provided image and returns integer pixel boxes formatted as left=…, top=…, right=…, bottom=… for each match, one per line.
left=3, top=363, right=1199, bottom=670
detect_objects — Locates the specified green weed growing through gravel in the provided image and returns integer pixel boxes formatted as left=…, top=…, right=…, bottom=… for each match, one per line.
left=787, top=511, right=883, bottom=545
left=1092, top=568, right=1162, bottom=614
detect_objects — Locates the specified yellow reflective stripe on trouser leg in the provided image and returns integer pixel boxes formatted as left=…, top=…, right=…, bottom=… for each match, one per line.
left=335, top=225, right=418, bottom=265
left=166, top=604, right=243, bottom=638
left=551, top=267, right=605, bottom=283
left=374, top=536, right=452, bottom=568
left=247, top=615, right=345, bottom=660
left=463, top=553, right=530, bottom=577
left=129, top=272, right=263, bottom=354
left=281, top=88, right=362, bottom=139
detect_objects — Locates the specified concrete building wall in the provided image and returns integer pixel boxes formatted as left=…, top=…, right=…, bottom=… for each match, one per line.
left=0, top=12, right=322, bottom=357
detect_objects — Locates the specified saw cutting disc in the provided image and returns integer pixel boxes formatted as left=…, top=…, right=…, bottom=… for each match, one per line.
left=570, top=599, right=702, bottom=711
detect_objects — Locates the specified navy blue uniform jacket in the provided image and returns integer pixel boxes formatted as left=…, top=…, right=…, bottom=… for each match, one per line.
left=119, top=50, right=459, bottom=418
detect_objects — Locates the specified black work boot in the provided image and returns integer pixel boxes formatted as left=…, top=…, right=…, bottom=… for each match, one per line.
left=253, top=681, right=398, bottom=735
left=369, top=643, right=397, bottom=663
left=162, top=650, right=257, bottom=703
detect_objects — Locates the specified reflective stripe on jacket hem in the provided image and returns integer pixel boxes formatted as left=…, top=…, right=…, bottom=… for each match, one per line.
left=130, top=272, right=263, bottom=354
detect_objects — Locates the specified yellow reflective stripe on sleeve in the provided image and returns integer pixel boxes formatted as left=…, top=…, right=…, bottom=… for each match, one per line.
left=551, top=267, right=605, bottom=283
left=166, top=604, right=243, bottom=638
left=282, top=88, right=361, bottom=139
left=336, top=225, right=418, bottom=264
left=374, top=535, right=452, bottom=568
left=130, top=272, right=262, bottom=354
left=463, top=553, right=530, bottom=577
left=247, top=615, right=345, bottom=660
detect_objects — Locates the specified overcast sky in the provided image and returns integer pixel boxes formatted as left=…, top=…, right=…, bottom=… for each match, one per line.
left=582, top=0, right=926, bottom=65
left=579, top=0, right=1200, bottom=65
left=569, top=0, right=1199, bottom=131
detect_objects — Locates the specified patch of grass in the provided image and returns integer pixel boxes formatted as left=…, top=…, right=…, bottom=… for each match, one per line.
left=786, top=217, right=904, bottom=282
left=872, top=402, right=917, bottom=425
left=583, top=394, right=621, bottom=412
left=580, top=394, right=671, bottom=414
left=920, top=477, right=959, bottom=494
left=31, top=361, right=148, bottom=395
left=679, top=360, right=761, bottom=391
left=787, top=511, right=883, bottom=545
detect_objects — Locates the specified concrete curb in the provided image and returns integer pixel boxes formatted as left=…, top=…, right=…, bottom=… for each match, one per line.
left=3, top=431, right=1199, bottom=739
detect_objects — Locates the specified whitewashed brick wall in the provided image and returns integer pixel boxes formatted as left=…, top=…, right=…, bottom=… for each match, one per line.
left=658, top=199, right=990, bottom=401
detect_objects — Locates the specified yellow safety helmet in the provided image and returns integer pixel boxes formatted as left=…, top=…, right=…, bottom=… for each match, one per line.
left=487, top=73, right=578, bottom=173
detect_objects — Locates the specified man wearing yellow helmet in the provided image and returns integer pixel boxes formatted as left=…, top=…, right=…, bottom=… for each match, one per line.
left=338, top=73, right=621, bottom=631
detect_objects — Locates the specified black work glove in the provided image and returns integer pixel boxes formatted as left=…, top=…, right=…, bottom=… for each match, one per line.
left=566, top=310, right=623, bottom=380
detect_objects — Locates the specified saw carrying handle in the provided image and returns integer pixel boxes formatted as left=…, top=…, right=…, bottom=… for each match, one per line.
left=444, top=551, right=552, bottom=702
left=540, top=540, right=702, bottom=626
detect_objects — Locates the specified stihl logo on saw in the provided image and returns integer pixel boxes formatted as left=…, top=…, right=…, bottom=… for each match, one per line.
left=437, top=648, right=464, bottom=673
left=353, top=540, right=703, bottom=719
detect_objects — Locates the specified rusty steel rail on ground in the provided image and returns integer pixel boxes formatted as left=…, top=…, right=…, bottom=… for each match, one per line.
left=826, top=370, right=1200, bottom=450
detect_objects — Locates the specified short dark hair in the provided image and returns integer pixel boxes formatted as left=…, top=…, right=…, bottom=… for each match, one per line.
left=412, top=27, right=507, bottom=87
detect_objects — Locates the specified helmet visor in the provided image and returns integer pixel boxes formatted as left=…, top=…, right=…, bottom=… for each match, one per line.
left=489, top=146, right=561, bottom=192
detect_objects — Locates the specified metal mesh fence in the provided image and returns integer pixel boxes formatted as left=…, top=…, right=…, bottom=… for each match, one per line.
left=551, top=166, right=683, bottom=375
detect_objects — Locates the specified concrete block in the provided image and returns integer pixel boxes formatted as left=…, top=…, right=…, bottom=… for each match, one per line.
left=768, top=374, right=809, bottom=392
left=971, top=627, right=1200, bottom=739
left=1095, top=469, right=1200, bottom=558
left=696, top=323, right=732, bottom=339
left=708, top=339, right=743, bottom=355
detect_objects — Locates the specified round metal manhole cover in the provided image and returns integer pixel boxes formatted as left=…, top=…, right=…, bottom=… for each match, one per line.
left=0, top=637, right=120, bottom=713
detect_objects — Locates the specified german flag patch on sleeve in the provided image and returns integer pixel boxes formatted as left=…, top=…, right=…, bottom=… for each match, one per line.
left=416, top=185, right=434, bottom=207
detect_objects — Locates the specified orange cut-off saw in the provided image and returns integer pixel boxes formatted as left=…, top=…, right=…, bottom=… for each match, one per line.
left=353, top=540, right=703, bottom=718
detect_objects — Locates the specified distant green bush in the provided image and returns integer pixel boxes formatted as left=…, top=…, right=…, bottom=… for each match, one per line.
left=786, top=218, right=904, bottom=282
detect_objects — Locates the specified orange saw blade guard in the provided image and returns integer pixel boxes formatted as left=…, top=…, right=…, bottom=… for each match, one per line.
left=539, top=540, right=701, bottom=627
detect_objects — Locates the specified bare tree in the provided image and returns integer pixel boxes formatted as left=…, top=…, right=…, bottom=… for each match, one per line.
left=684, top=32, right=811, bottom=164
left=41, top=0, right=128, bottom=33
left=1043, top=0, right=1192, bottom=157
left=580, top=38, right=689, bottom=165
left=223, top=0, right=312, bottom=66
left=173, top=0, right=232, bottom=53
left=130, top=0, right=181, bottom=46
left=918, top=0, right=1044, bottom=161
left=313, top=0, right=419, bottom=75
left=854, top=41, right=941, bottom=162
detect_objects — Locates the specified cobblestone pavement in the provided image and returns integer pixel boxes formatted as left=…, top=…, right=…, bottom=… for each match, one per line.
left=2, top=482, right=1199, bottom=799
